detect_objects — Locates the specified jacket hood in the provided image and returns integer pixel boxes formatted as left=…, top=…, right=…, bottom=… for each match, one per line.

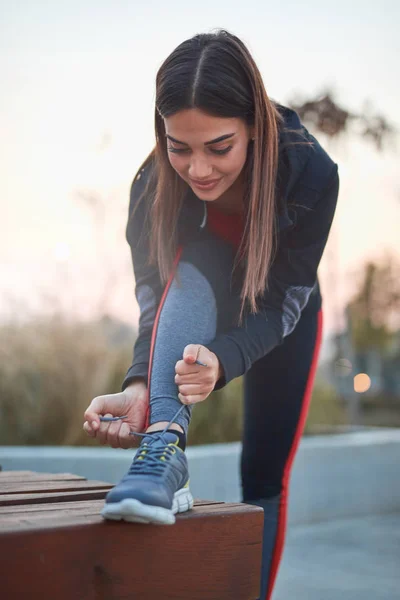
left=275, top=104, right=314, bottom=227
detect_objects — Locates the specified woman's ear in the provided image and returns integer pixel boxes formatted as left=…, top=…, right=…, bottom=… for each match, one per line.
left=249, top=125, right=255, bottom=141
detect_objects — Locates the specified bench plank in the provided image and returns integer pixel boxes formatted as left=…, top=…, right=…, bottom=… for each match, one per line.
left=0, top=488, right=112, bottom=507
left=0, top=500, right=254, bottom=531
left=0, top=470, right=263, bottom=599
left=0, top=503, right=263, bottom=600
left=0, top=479, right=112, bottom=495
left=0, top=471, right=86, bottom=482
left=0, top=497, right=223, bottom=517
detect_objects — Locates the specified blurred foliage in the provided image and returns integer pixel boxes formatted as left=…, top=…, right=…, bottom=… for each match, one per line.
left=304, top=378, right=347, bottom=434
left=0, top=314, right=351, bottom=447
left=189, top=377, right=244, bottom=446
left=0, top=315, right=132, bottom=446
left=347, top=255, right=400, bottom=352
left=289, top=91, right=396, bottom=150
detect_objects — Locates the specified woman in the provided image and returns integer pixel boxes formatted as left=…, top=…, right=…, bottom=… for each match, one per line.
left=84, top=30, right=339, bottom=600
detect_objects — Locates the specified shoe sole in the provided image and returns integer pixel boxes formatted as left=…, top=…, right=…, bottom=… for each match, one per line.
left=101, top=486, right=194, bottom=525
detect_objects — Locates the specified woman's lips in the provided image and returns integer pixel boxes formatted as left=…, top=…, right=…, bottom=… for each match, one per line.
left=190, top=178, right=222, bottom=191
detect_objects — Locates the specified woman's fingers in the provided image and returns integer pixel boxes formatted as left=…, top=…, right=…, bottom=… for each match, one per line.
left=175, top=359, right=201, bottom=376
left=177, top=383, right=204, bottom=396
left=175, top=368, right=214, bottom=385
left=98, top=413, right=113, bottom=445
left=83, top=421, right=96, bottom=437
left=84, top=396, right=107, bottom=431
left=174, top=371, right=204, bottom=384
left=180, top=344, right=203, bottom=367
left=176, top=348, right=216, bottom=405
left=118, top=422, right=134, bottom=449
left=107, top=419, right=123, bottom=448
left=177, top=373, right=214, bottom=386
left=84, top=413, right=132, bottom=448
left=179, top=393, right=205, bottom=405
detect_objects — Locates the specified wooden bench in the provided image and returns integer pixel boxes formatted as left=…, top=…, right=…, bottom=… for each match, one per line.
left=0, top=470, right=263, bottom=599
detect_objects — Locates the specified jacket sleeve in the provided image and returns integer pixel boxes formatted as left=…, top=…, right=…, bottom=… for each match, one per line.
left=206, top=165, right=339, bottom=389
left=121, top=165, right=163, bottom=391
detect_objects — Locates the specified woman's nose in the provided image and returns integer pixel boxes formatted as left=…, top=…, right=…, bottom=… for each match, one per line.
left=188, top=157, right=212, bottom=180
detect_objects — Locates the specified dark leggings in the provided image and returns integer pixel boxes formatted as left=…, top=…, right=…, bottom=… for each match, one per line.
left=145, top=231, right=322, bottom=600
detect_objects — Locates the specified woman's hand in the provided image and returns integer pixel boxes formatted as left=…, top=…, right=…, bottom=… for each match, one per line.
left=83, top=380, right=148, bottom=448
left=174, top=344, right=223, bottom=405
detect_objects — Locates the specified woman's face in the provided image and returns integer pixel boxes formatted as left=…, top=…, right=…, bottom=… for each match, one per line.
left=164, top=108, right=253, bottom=202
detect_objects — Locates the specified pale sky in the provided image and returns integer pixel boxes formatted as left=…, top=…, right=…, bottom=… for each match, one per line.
left=1, top=0, right=399, bottom=341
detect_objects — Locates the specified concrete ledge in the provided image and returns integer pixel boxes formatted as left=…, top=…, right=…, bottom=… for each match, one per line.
left=1, top=428, right=400, bottom=525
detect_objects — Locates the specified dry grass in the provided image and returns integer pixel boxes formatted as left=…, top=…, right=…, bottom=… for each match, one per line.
left=0, top=314, right=350, bottom=446
left=189, top=378, right=244, bottom=446
left=0, top=315, right=132, bottom=446
left=305, top=378, right=348, bottom=433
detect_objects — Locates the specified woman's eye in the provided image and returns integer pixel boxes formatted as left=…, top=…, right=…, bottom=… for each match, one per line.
left=167, top=145, right=232, bottom=155
left=167, top=146, right=189, bottom=154
left=211, top=146, right=232, bottom=155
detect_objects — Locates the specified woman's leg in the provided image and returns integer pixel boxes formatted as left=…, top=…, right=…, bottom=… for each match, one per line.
left=103, top=232, right=240, bottom=522
left=241, top=290, right=323, bottom=600
left=147, top=233, right=241, bottom=438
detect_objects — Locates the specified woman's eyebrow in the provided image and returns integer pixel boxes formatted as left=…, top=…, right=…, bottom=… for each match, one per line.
left=204, top=133, right=236, bottom=146
left=166, top=133, right=236, bottom=146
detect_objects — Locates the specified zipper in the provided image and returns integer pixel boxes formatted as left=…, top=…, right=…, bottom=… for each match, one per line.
left=199, top=200, right=208, bottom=230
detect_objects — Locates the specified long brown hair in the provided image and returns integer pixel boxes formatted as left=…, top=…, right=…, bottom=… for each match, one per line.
left=131, top=30, right=284, bottom=323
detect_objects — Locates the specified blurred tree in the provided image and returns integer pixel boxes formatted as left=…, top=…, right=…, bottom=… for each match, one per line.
left=290, top=91, right=397, bottom=340
left=289, top=91, right=396, bottom=149
left=347, top=255, right=400, bottom=352
left=291, top=92, right=398, bottom=426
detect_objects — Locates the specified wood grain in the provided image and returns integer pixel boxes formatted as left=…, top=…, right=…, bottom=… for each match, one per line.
left=0, top=471, right=86, bottom=483
left=0, top=479, right=112, bottom=495
left=1, top=504, right=263, bottom=600
left=0, top=497, right=223, bottom=517
left=0, top=488, right=112, bottom=507
left=0, top=470, right=263, bottom=599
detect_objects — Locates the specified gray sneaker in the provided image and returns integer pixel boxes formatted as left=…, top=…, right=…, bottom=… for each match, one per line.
left=101, top=430, right=193, bottom=525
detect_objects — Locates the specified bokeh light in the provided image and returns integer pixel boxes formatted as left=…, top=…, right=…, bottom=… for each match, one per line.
left=354, top=373, right=372, bottom=393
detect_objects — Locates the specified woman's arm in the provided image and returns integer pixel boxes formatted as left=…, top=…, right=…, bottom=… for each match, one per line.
left=121, top=164, right=163, bottom=391
left=206, top=165, right=340, bottom=389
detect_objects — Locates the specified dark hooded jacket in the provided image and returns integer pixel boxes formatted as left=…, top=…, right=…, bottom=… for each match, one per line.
left=121, top=105, right=339, bottom=391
